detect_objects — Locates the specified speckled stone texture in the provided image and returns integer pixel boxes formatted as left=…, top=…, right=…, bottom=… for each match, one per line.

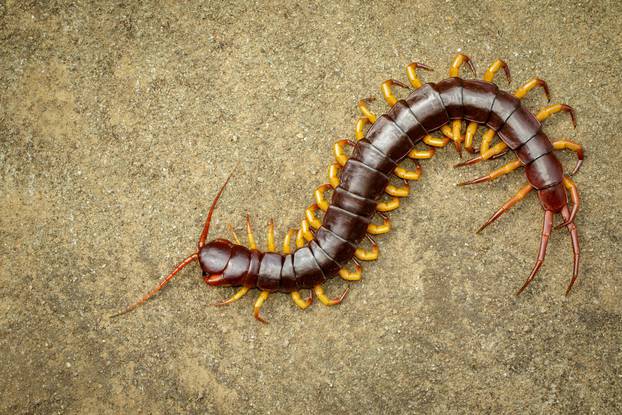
left=1, top=1, right=620, bottom=414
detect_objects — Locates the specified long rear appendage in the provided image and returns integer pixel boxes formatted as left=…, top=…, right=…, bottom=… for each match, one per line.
left=450, top=55, right=582, bottom=294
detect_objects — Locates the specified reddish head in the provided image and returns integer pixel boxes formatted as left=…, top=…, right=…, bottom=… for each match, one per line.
left=110, top=171, right=235, bottom=317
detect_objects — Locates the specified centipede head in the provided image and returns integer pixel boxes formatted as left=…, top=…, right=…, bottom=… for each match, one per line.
left=110, top=171, right=235, bottom=317
left=199, top=239, right=246, bottom=287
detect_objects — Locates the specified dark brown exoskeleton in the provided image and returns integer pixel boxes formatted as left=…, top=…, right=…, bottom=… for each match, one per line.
left=112, top=54, right=584, bottom=322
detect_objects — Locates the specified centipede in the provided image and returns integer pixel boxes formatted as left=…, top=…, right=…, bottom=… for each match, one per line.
left=111, top=54, right=584, bottom=323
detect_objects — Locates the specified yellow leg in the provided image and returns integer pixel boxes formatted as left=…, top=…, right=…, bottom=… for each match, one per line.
left=253, top=291, right=270, bottom=323
left=406, top=61, right=433, bottom=89
left=449, top=53, right=476, bottom=77
left=291, top=291, right=312, bottom=310
left=553, top=140, right=584, bottom=175
left=329, top=162, right=341, bottom=188
left=227, top=223, right=241, bottom=245
left=314, top=184, right=332, bottom=211
left=514, top=78, right=550, bottom=100
left=295, top=228, right=305, bottom=248
left=458, top=159, right=522, bottom=186
left=464, top=122, right=479, bottom=153
left=282, top=228, right=296, bottom=254
left=212, top=286, right=250, bottom=306
left=313, top=285, right=349, bottom=306
left=385, top=180, right=410, bottom=197
left=441, top=125, right=452, bottom=139
left=376, top=197, right=399, bottom=212
left=339, top=262, right=362, bottom=281
left=355, top=235, right=379, bottom=261
left=454, top=141, right=509, bottom=168
left=300, top=219, right=314, bottom=242
left=333, top=139, right=355, bottom=167
left=483, top=59, right=511, bottom=83
left=266, top=219, right=275, bottom=252
left=358, top=98, right=377, bottom=123
left=380, top=79, right=411, bottom=107
left=448, top=54, right=475, bottom=156
left=466, top=59, right=511, bottom=153
left=246, top=214, right=257, bottom=249
left=451, top=119, right=463, bottom=154
left=305, top=204, right=322, bottom=230
left=408, top=148, right=435, bottom=159
left=536, top=104, right=577, bottom=128
left=355, top=116, right=370, bottom=141
left=367, top=215, right=391, bottom=235
left=423, top=135, right=451, bottom=148
left=394, top=163, right=422, bottom=181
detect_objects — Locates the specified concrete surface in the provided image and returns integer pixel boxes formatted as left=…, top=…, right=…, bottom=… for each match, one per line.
left=1, top=1, right=621, bottom=414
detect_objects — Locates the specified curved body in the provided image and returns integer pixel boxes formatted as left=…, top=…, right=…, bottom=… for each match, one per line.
left=113, top=55, right=582, bottom=322
left=201, top=78, right=566, bottom=292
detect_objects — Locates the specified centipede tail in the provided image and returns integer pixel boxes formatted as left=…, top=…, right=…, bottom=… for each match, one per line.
left=113, top=54, right=585, bottom=322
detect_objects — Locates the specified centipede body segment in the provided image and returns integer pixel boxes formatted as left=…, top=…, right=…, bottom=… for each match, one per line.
left=112, top=54, right=584, bottom=323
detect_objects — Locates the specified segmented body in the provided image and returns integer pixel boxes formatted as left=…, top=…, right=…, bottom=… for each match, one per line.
left=201, top=78, right=566, bottom=291
left=113, top=55, right=583, bottom=322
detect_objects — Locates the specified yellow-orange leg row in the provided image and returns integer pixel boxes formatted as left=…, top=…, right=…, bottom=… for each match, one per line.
left=381, top=79, right=411, bottom=107
left=477, top=183, right=533, bottom=233
left=553, top=140, right=584, bottom=175
left=458, top=159, right=522, bottom=186
left=449, top=54, right=477, bottom=155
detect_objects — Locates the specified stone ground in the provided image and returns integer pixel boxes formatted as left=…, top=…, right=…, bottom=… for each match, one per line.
left=1, top=1, right=621, bottom=414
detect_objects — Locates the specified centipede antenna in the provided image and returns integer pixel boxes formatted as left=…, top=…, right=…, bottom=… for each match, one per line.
left=198, top=168, right=236, bottom=249
left=110, top=252, right=199, bottom=317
